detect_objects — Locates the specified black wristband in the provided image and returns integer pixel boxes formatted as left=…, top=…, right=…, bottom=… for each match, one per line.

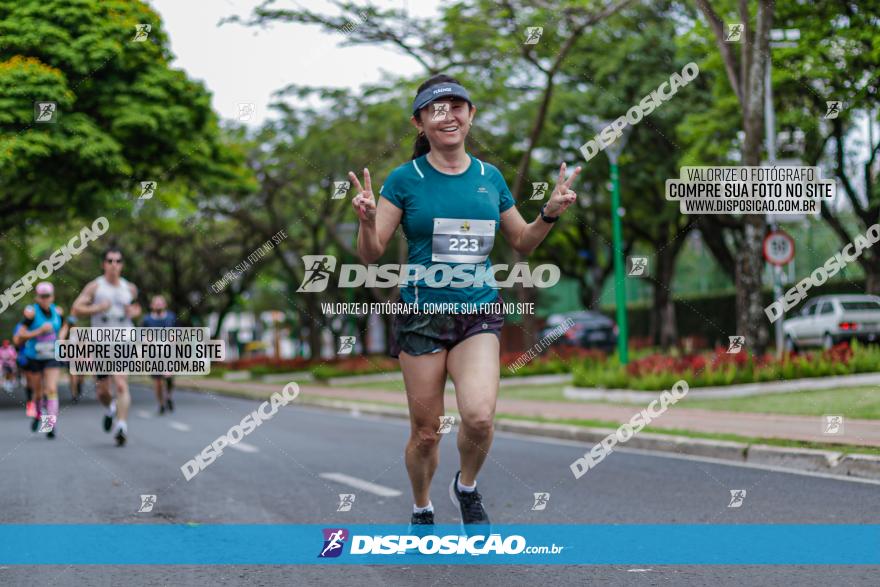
left=540, top=204, right=559, bottom=223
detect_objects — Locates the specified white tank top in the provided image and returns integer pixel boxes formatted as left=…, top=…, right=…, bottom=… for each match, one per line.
left=92, top=276, right=134, bottom=327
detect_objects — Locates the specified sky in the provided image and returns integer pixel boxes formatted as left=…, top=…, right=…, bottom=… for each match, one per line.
left=148, top=0, right=438, bottom=126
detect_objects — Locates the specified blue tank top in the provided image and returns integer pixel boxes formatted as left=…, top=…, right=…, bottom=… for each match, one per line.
left=143, top=311, right=176, bottom=328
left=23, top=304, right=63, bottom=360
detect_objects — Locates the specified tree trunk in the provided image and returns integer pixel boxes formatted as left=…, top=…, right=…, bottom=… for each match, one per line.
left=304, top=298, right=323, bottom=359
left=512, top=253, right=538, bottom=347
left=381, top=312, right=394, bottom=356
left=211, top=304, right=233, bottom=341
left=579, top=279, right=595, bottom=311
left=735, top=217, right=768, bottom=352
left=650, top=246, right=678, bottom=349
left=696, top=218, right=737, bottom=283
left=354, top=313, right=369, bottom=353
left=735, top=0, right=773, bottom=355
left=695, top=0, right=774, bottom=355
left=865, top=263, right=880, bottom=295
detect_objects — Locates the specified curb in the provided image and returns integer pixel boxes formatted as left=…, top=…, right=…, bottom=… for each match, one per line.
left=745, top=444, right=842, bottom=472
left=175, top=382, right=880, bottom=482
left=327, top=372, right=571, bottom=388
left=564, top=371, right=880, bottom=402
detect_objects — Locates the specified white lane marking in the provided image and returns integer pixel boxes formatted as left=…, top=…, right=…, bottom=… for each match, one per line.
left=615, top=446, right=880, bottom=487
left=167, top=421, right=191, bottom=432
left=497, top=431, right=880, bottom=487
left=300, top=407, right=880, bottom=487
left=229, top=442, right=259, bottom=453
left=136, top=410, right=153, bottom=419
left=319, top=472, right=402, bottom=497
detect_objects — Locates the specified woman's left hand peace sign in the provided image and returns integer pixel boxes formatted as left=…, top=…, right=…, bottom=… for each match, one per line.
left=544, top=162, right=582, bottom=217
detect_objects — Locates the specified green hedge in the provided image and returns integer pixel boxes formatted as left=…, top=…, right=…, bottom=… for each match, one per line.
left=572, top=341, right=880, bottom=391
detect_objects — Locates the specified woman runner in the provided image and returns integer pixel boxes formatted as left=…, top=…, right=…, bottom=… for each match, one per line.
left=15, top=282, right=68, bottom=438
left=350, top=74, right=580, bottom=531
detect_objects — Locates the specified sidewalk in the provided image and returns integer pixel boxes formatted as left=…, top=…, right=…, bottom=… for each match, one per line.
left=565, top=372, right=880, bottom=401
left=175, top=377, right=880, bottom=448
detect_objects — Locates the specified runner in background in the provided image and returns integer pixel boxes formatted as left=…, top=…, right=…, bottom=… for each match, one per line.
left=142, top=295, right=177, bottom=414
left=12, top=321, right=32, bottom=416
left=61, top=312, right=84, bottom=403
left=72, top=247, right=141, bottom=446
left=15, top=282, right=66, bottom=438
left=0, top=340, right=17, bottom=393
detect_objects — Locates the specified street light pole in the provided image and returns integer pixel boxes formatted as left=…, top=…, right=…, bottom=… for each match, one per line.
left=585, top=118, right=632, bottom=364
left=765, top=51, right=785, bottom=358
left=609, top=158, right=628, bottom=364
left=766, top=28, right=800, bottom=357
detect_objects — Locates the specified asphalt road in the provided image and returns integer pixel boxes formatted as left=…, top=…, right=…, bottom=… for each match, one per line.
left=1, top=380, right=878, bottom=586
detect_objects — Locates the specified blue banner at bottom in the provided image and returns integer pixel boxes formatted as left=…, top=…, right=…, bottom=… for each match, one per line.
left=1, top=524, right=878, bottom=564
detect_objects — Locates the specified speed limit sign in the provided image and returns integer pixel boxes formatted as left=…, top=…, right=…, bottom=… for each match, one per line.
left=763, top=230, right=795, bottom=266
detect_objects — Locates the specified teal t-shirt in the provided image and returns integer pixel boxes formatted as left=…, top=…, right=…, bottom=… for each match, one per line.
left=379, top=153, right=515, bottom=309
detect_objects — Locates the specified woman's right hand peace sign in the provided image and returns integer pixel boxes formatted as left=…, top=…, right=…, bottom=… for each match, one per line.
left=349, top=168, right=377, bottom=224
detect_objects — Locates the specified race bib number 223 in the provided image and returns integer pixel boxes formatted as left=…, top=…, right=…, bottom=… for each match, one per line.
left=431, top=218, right=495, bottom=263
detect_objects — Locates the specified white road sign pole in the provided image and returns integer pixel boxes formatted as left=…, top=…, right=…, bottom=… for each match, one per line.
left=764, top=230, right=795, bottom=357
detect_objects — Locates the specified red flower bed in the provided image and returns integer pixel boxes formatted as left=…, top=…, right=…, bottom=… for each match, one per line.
left=500, top=345, right=605, bottom=367
left=626, top=347, right=778, bottom=378
left=821, top=342, right=853, bottom=364
left=626, top=353, right=701, bottom=377
left=625, top=342, right=854, bottom=380
left=224, top=356, right=311, bottom=371
left=222, top=354, right=398, bottom=372
left=327, top=355, right=398, bottom=372
left=548, top=346, right=607, bottom=361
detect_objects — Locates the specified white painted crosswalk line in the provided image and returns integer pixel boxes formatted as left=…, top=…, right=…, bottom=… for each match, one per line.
left=136, top=410, right=153, bottom=419
left=229, top=442, right=259, bottom=453
left=319, top=472, right=402, bottom=497
left=167, top=421, right=191, bottom=432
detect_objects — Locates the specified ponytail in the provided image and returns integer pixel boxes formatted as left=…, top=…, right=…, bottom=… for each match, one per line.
left=411, top=131, right=430, bottom=160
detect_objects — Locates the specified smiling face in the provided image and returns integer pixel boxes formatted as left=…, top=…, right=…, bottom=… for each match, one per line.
left=412, top=96, right=476, bottom=150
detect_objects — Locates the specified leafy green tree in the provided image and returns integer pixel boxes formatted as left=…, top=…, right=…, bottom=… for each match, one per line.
left=679, top=0, right=880, bottom=347
left=772, top=1, right=880, bottom=290
left=206, top=95, right=417, bottom=355
left=0, top=0, right=246, bottom=232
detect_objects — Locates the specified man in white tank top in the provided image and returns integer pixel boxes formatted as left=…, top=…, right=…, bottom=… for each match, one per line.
left=73, top=247, right=141, bottom=446
left=92, top=275, right=135, bottom=327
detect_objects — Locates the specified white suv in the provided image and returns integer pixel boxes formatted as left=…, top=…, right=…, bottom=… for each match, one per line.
left=783, top=294, right=880, bottom=351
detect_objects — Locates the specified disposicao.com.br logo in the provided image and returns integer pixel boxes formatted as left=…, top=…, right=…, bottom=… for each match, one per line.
left=296, top=255, right=559, bottom=293
left=317, top=528, right=563, bottom=557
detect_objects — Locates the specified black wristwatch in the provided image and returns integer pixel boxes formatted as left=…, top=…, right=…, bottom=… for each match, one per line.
left=540, top=204, right=559, bottom=223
